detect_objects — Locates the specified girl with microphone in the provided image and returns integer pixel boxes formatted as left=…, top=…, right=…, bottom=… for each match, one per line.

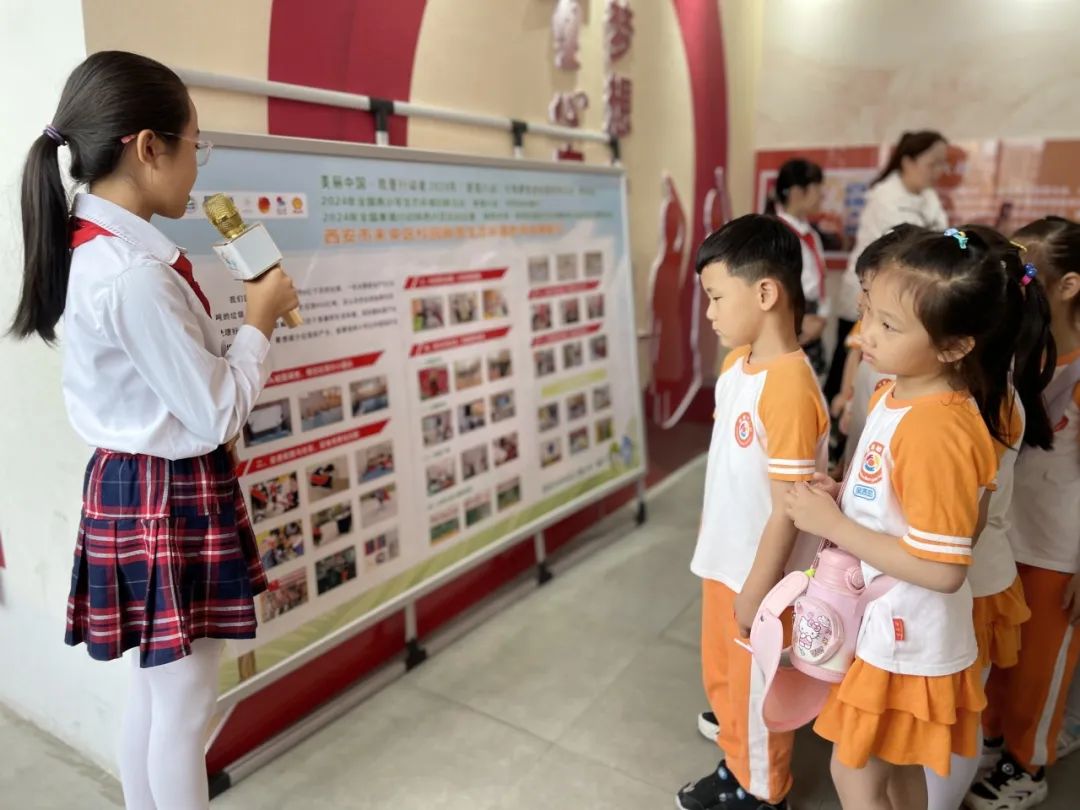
left=10, top=51, right=298, bottom=810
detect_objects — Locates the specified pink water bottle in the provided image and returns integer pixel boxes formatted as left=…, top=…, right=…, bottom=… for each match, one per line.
left=790, top=547, right=867, bottom=682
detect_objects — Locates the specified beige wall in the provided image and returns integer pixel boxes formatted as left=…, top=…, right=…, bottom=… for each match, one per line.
left=82, top=0, right=270, bottom=133
left=408, top=0, right=694, bottom=336
left=719, top=0, right=763, bottom=216
left=756, top=0, right=1080, bottom=149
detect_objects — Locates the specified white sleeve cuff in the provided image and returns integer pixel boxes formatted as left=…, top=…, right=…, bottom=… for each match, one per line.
left=230, top=324, right=272, bottom=362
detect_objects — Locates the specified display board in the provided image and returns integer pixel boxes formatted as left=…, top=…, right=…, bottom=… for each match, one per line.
left=754, top=138, right=1080, bottom=269
left=161, top=134, right=646, bottom=692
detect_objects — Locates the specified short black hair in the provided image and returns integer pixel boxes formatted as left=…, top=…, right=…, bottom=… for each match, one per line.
left=695, top=213, right=805, bottom=325
left=854, top=223, right=925, bottom=280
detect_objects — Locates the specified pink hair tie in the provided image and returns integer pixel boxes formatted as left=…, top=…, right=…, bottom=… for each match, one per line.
left=120, top=134, right=137, bottom=145
left=1021, top=263, right=1038, bottom=287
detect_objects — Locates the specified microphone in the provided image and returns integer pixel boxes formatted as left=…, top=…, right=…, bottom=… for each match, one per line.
left=203, top=193, right=303, bottom=328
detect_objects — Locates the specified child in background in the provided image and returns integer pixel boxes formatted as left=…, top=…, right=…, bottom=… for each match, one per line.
left=767, top=158, right=830, bottom=376
left=833, top=224, right=925, bottom=472
left=786, top=227, right=1023, bottom=809
left=680, top=214, right=829, bottom=810
left=968, top=216, right=1080, bottom=810
left=923, top=226, right=1055, bottom=810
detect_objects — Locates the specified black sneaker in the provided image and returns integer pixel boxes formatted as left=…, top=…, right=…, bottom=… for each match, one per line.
left=676, top=761, right=788, bottom=809
left=698, top=710, right=720, bottom=741
left=965, top=750, right=1047, bottom=809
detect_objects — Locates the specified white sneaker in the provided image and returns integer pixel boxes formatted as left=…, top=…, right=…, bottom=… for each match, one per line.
left=965, top=753, right=1048, bottom=809
left=1056, top=718, right=1080, bottom=760
left=697, top=711, right=719, bottom=742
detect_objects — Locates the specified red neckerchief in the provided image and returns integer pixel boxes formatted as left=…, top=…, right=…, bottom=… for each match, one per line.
left=780, top=218, right=827, bottom=301
left=70, top=218, right=212, bottom=317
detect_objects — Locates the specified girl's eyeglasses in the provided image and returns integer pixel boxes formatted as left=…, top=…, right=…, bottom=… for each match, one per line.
left=120, top=132, right=214, bottom=167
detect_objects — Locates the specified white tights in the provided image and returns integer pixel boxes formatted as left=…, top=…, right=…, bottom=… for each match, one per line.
left=119, top=639, right=225, bottom=810
left=925, top=665, right=990, bottom=810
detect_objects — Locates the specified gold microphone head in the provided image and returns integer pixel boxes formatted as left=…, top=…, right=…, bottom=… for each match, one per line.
left=203, top=194, right=246, bottom=240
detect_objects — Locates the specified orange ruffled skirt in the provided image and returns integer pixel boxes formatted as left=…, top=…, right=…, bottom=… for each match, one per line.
left=814, top=658, right=987, bottom=776
left=972, top=575, right=1031, bottom=669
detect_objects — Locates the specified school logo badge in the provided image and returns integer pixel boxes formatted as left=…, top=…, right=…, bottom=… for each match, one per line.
left=734, top=412, right=754, bottom=448
left=858, top=441, right=885, bottom=484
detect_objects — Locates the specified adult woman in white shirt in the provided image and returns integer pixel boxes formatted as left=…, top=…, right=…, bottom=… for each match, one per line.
left=824, top=130, right=949, bottom=402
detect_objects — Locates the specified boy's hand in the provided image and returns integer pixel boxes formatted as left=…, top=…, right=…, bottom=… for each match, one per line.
left=785, top=482, right=843, bottom=538
left=1064, top=573, right=1080, bottom=626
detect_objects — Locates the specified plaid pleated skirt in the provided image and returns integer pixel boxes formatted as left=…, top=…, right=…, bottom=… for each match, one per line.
left=65, top=447, right=268, bottom=668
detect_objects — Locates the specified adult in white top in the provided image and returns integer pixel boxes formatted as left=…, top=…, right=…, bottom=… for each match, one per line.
left=768, top=158, right=829, bottom=374
left=824, top=131, right=949, bottom=401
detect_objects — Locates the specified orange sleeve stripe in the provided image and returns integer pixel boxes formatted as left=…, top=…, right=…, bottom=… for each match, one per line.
left=769, top=470, right=816, bottom=482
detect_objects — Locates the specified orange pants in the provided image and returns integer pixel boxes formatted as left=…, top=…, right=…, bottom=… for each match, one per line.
left=984, top=564, right=1080, bottom=771
left=702, top=579, right=794, bottom=803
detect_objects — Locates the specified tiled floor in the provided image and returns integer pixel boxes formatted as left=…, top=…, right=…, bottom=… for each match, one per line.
left=3, top=456, right=1079, bottom=809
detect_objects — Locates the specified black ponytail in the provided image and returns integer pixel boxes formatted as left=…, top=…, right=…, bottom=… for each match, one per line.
left=960, top=225, right=1055, bottom=449
left=764, top=158, right=823, bottom=215
left=890, top=228, right=1018, bottom=445
left=872, top=130, right=947, bottom=187
left=9, top=51, right=190, bottom=344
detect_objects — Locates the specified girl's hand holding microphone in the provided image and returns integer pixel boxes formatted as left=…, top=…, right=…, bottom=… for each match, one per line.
left=244, top=267, right=300, bottom=339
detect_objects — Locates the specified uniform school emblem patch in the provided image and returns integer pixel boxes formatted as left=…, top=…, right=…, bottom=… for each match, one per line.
left=734, top=412, right=754, bottom=448
left=858, top=441, right=885, bottom=484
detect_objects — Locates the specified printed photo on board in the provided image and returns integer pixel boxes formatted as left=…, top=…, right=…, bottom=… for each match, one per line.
left=540, top=437, right=563, bottom=468
left=556, top=253, right=578, bottom=281
left=307, top=456, right=349, bottom=504
left=350, top=376, right=389, bottom=417
left=528, top=256, right=551, bottom=285
left=534, top=348, right=556, bottom=377
left=261, top=568, right=308, bottom=622
left=567, top=393, right=587, bottom=421
left=412, top=296, right=445, bottom=332
left=586, top=294, right=604, bottom=320
left=487, top=349, right=513, bottom=381
left=497, top=477, right=522, bottom=511
left=491, top=390, right=516, bottom=423
left=363, top=529, right=400, bottom=571
left=249, top=472, right=300, bottom=524
left=461, top=445, right=489, bottom=481
left=458, top=399, right=487, bottom=434
left=430, top=507, right=461, bottom=544
left=418, top=365, right=450, bottom=401
left=561, top=298, right=581, bottom=325
left=483, top=289, right=509, bottom=319
left=422, top=409, right=454, bottom=447
left=465, top=492, right=492, bottom=527
left=300, top=387, right=344, bottom=433
left=257, top=521, right=305, bottom=570
left=531, top=302, right=553, bottom=332
left=312, top=501, right=353, bottom=547
left=454, top=358, right=484, bottom=392
left=426, top=458, right=456, bottom=496
left=584, top=251, right=604, bottom=278
left=569, top=427, right=590, bottom=455
left=315, top=547, right=357, bottom=595
left=563, top=341, right=584, bottom=369
left=449, top=292, right=479, bottom=324
left=493, top=432, right=519, bottom=467
left=360, top=484, right=398, bottom=527
left=356, top=441, right=394, bottom=483
left=243, top=398, right=292, bottom=447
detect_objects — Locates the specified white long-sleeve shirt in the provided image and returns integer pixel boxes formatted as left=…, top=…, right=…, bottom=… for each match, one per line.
left=62, top=193, right=272, bottom=460
left=837, top=172, right=948, bottom=321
